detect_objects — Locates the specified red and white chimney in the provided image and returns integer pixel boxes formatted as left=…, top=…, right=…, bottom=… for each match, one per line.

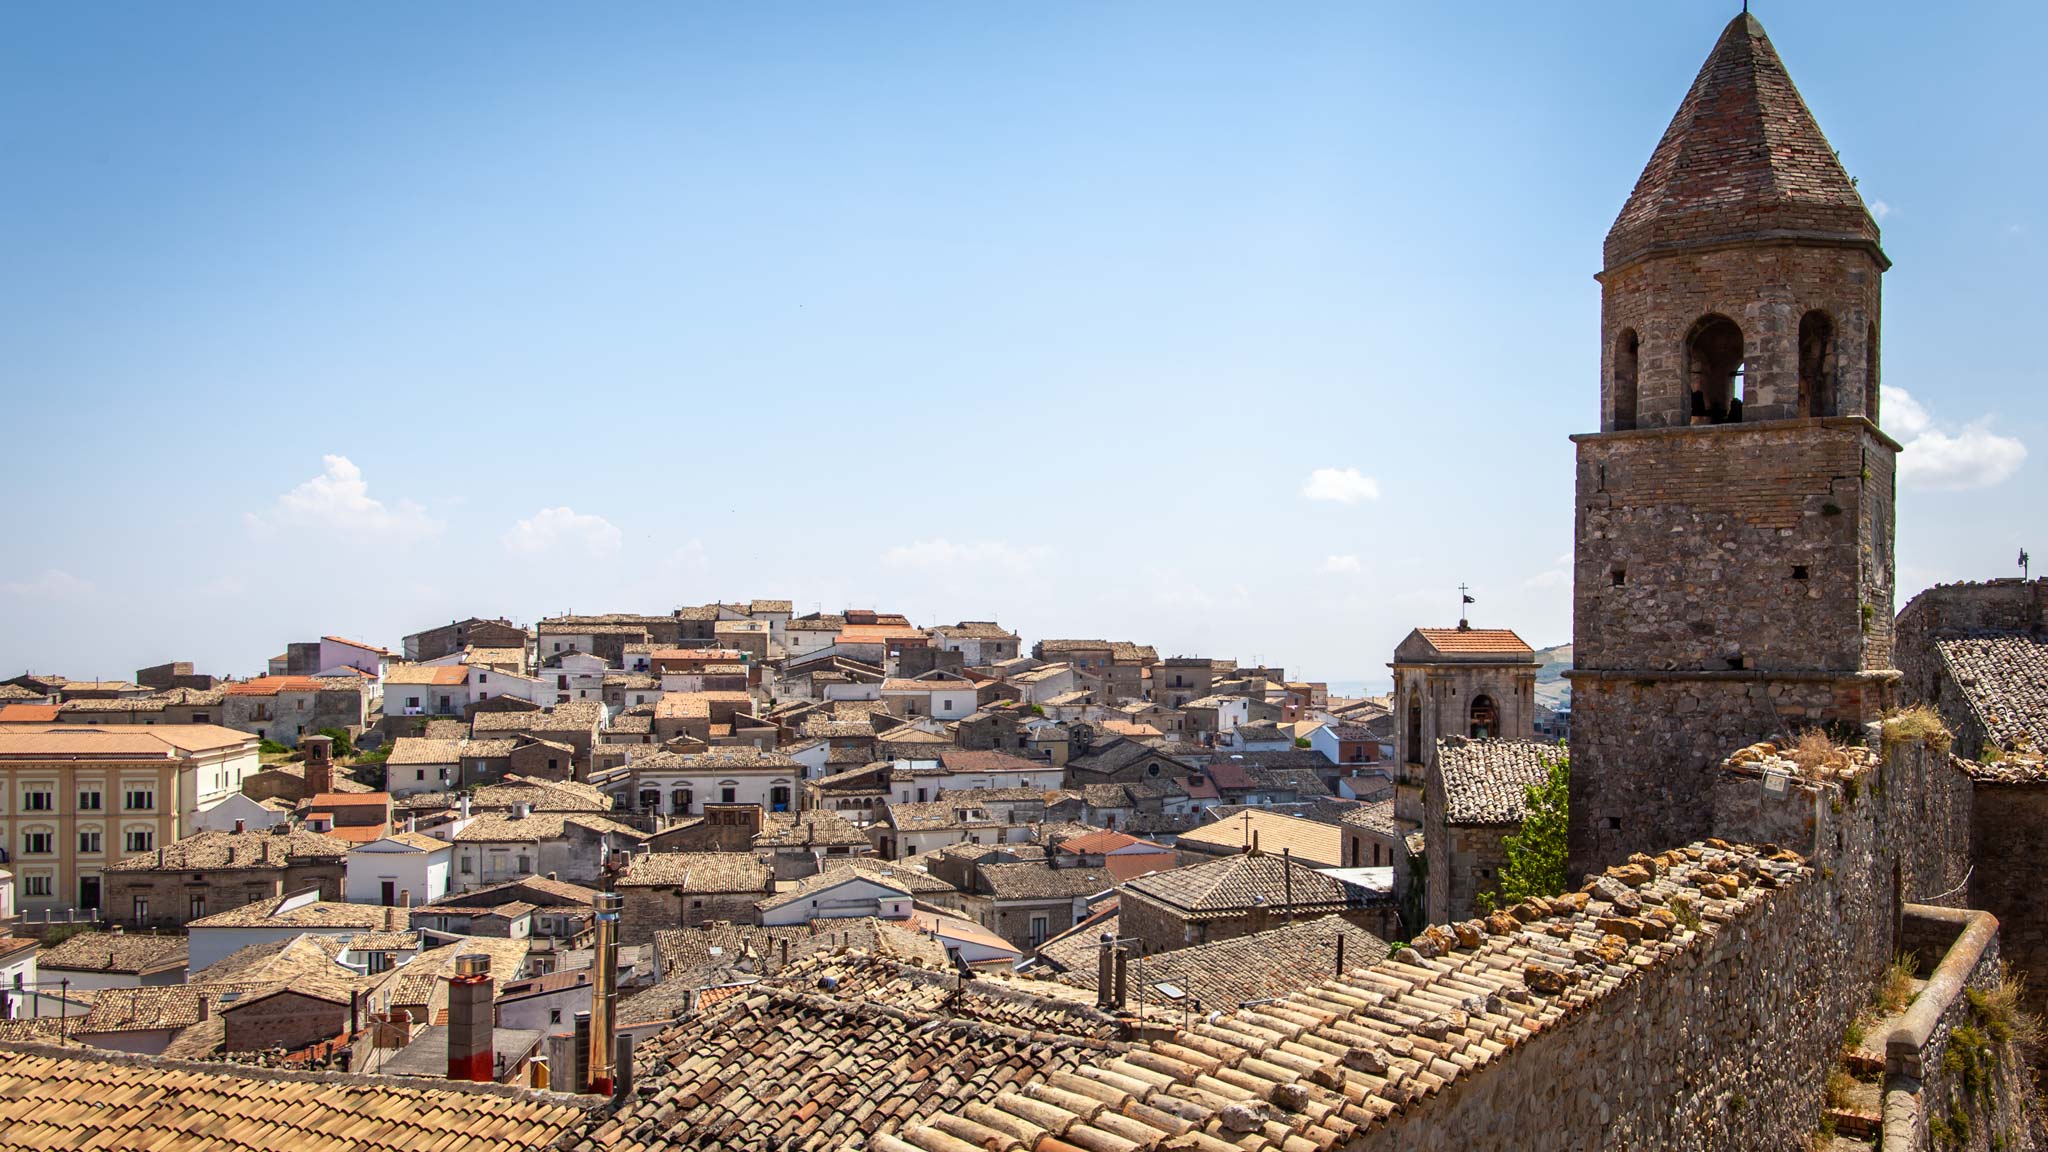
left=446, top=953, right=494, bottom=1082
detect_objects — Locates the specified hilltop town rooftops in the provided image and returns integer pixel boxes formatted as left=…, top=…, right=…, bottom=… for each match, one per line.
left=974, top=862, right=1113, bottom=901
left=1435, top=738, right=1558, bottom=825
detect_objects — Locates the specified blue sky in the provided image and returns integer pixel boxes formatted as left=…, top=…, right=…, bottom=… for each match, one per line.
left=1, top=2, right=2040, bottom=692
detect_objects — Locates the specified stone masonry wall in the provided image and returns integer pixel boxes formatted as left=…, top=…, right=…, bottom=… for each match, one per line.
left=1968, top=778, right=2048, bottom=1044
left=1572, top=420, right=1896, bottom=674
left=1569, top=675, right=1889, bottom=876
left=1349, top=738, right=1971, bottom=1151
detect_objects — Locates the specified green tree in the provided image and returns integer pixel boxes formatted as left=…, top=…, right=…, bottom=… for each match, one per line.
left=1495, top=750, right=1570, bottom=905
left=315, top=727, right=355, bottom=759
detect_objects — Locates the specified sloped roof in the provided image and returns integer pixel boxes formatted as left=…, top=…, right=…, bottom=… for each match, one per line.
left=1411, top=627, right=1534, bottom=658
left=1938, top=634, right=2048, bottom=754
left=1122, top=853, right=1349, bottom=918
left=1435, top=738, right=1558, bottom=825
left=1178, top=810, right=1345, bottom=868
left=1605, top=13, right=1880, bottom=270
left=1055, top=914, right=1388, bottom=1011
left=40, top=931, right=187, bottom=975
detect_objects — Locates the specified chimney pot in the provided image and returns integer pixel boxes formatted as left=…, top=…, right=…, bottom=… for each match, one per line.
left=234, top=819, right=246, bottom=834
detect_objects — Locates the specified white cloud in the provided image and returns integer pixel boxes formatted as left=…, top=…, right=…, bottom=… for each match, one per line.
left=1, top=569, right=93, bottom=600
left=881, top=539, right=1045, bottom=569
left=503, top=507, right=623, bottom=558
left=247, top=455, right=440, bottom=542
left=659, top=540, right=710, bottom=575
left=1300, top=467, right=1380, bottom=504
left=1321, top=555, right=1361, bottom=574
left=1870, top=199, right=1892, bottom=220
left=1889, top=388, right=2028, bottom=491
left=1523, top=567, right=1571, bottom=590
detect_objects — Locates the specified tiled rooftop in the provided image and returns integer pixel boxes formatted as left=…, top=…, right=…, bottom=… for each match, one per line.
left=39, top=931, right=187, bottom=975
left=104, top=827, right=347, bottom=872
left=1434, top=738, right=1558, bottom=825
left=617, top=851, right=771, bottom=893
left=1123, top=853, right=1350, bottom=918
left=1938, top=633, right=2048, bottom=753
left=1054, top=914, right=1390, bottom=1012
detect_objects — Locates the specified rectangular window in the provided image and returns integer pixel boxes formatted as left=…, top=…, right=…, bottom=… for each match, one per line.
left=22, top=791, right=52, bottom=811
left=133, top=896, right=149, bottom=922
left=1029, top=915, right=1050, bottom=947
left=79, top=830, right=101, bottom=853
left=79, top=790, right=102, bottom=811
left=124, top=789, right=154, bottom=811
left=125, top=829, right=154, bottom=853
left=25, top=876, right=51, bottom=898
left=23, top=832, right=52, bottom=855
left=460, top=856, right=474, bottom=873
left=190, top=895, right=206, bottom=920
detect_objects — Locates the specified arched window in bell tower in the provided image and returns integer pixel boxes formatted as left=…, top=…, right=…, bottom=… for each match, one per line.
left=1864, top=321, right=1880, bottom=425
left=1798, top=310, right=1834, bottom=418
left=1613, top=328, right=1640, bottom=430
left=1468, top=695, right=1498, bottom=739
left=1685, top=314, right=1746, bottom=424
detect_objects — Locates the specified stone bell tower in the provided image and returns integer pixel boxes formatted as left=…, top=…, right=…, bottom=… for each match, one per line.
left=1566, top=13, right=1902, bottom=875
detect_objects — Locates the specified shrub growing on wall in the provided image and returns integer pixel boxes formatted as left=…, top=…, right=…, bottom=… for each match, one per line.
left=1497, top=751, right=1570, bottom=905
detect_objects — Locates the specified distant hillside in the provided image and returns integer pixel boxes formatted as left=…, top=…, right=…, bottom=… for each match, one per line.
left=1533, top=643, right=1571, bottom=710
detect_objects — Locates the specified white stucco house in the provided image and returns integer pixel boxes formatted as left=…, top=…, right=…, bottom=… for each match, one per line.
left=346, top=831, right=454, bottom=907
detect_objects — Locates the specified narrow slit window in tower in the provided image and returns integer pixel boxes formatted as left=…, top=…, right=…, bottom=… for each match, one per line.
left=1798, top=310, right=1834, bottom=417
left=1613, top=328, right=1640, bottom=430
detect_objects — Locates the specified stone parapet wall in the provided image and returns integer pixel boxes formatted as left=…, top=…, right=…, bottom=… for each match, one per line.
left=1568, top=673, right=1894, bottom=874
left=1880, top=906, right=2041, bottom=1152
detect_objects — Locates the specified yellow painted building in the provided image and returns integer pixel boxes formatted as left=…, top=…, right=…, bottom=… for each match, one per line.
left=0, top=724, right=260, bottom=914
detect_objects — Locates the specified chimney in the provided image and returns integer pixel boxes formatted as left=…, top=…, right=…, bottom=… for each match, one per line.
left=196, top=998, right=209, bottom=1022
left=304, top=735, right=334, bottom=796
left=1111, top=946, right=1128, bottom=1011
left=405, top=815, right=417, bottom=834
left=1095, top=934, right=1116, bottom=1011
left=1283, top=848, right=1294, bottom=922
left=512, top=802, right=531, bottom=820
left=400, top=889, right=411, bottom=908
left=446, top=953, right=495, bottom=1082
left=459, top=795, right=472, bottom=820
left=587, top=891, right=623, bottom=1095
left=571, top=1011, right=592, bottom=1093
left=233, top=819, right=246, bottom=834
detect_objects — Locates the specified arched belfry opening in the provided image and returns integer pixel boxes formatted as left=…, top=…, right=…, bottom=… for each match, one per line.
left=1686, top=314, right=1746, bottom=424
left=1864, top=321, right=1881, bottom=425
left=1613, top=328, right=1640, bottom=430
left=1798, top=310, right=1834, bottom=418
left=1468, top=694, right=1498, bottom=739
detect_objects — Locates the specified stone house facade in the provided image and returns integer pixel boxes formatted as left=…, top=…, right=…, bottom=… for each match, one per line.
left=102, top=826, right=348, bottom=930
